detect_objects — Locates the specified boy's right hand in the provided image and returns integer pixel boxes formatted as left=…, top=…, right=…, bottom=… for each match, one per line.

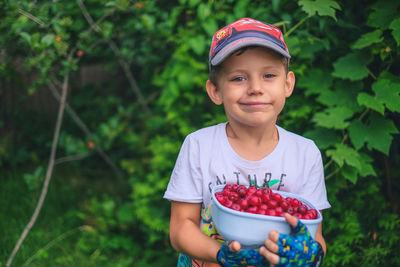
left=217, top=241, right=268, bottom=267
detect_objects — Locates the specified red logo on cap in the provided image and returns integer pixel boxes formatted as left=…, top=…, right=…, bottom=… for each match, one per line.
left=210, top=18, right=287, bottom=58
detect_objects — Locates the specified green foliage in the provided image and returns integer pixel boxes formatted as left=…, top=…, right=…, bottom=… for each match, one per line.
left=1, top=0, right=399, bottom=266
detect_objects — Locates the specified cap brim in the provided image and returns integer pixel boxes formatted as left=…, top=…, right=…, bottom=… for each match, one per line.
left=210, top=37, right=290, bottom=67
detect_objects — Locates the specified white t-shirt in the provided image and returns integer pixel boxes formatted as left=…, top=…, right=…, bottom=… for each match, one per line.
left=164, top=122, right=331, bottom=210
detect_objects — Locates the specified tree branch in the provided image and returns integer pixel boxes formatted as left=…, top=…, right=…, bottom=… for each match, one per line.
left=77, top=0, right=152, bottom=117
left=48, top=79, right=123, bottom=178
left=6, top=64, right=71, bottom=267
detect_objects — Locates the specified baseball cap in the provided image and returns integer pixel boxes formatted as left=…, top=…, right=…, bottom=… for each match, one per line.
left=209, top=18, right=290, bottom=68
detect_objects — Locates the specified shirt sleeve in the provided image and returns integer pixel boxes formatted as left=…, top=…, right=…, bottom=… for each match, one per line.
left=163, top=134, right=204, bottom=203
left=298, top=142, right=331, bottom=211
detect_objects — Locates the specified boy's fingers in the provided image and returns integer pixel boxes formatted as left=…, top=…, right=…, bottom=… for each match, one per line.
left=264, top=238, right=279, bottom=253
left=268, top=230, right=280, bottom=242
left=283, top=212, right=298, bottom=227
left=229, top=240, right=241, bottom=252
left=259, top=246, right=279, bottom=265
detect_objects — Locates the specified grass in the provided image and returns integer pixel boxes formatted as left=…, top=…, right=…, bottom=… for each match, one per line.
left=0, top=161, right=145, bottom=267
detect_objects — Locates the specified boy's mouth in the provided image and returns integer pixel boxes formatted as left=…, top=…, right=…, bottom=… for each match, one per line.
left=240, top=101, right=270, bottom=107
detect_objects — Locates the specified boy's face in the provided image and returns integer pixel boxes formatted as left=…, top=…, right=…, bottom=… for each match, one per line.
left=206, top=47, right=295, bottom=128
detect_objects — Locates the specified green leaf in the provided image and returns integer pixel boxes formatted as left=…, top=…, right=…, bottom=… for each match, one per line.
left=188, top=35, right=206, bottom=55
left=352, top=30, right=383, bottom=49
left=312, top=106, right=354, bottom=129
left=341, top=165, right=358, bottom=184
left=268, top=179, right=280, bottom=187
left=358, top=153, right=376, bottom=177
left=317, top=81, right=362, bottom=111
left=348, top=120, right=369, bottom=150
left=299, top=0, right=341, bottom=20
left=348, top=115, right=398, bottom=155
left=389, top=18, right=400, bottom=46
left=357, top=92, right=385, bottom=114
left=372, top=79, right=400, bottom=113
left=20, top=32, right=31, bottom=45
left=298, top=69, right=332, bottom=96
left=367, top=1, right=400, bottom=30
left=326, top=143, right=361, bottom=171
left=332, top=52, right=371, bottom=81
left=201, top=17, right=218, bottom=36
left=304, top=127, right=341, bottom=149
left=365, top=114, right=399, bottom=155
left=41, top=34, right=54, bottom=46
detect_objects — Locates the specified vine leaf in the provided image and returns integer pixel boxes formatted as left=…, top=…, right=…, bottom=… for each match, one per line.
left=304, top=127, right=341, bottom=150
left=372, top=78, right=400, bottom=113
left=298, top=69, right=332, bottom=96
left=326, top=144, right=361, bottom=170
left=358, top=153, right=376, bottom=177
left=312, top=106, right=354, bottom=129
left=332, top=52, right=371, bottom=81
left=352, top=30, right=383, bottom=49
left=367, top=1, right=400, bottom=30
left=299, top=0, right=341, bottom=21
left=389, top=18, right=400, bottom=46
left=348, top=115, right=399, bottom=155
left=357, top=93, right=385, bottom=114
left=317, top=81, right=362, bottom=111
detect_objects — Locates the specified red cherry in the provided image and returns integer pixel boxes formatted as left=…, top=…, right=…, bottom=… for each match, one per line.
left=308, top=209, right=318, bottom=219
left=286, top=206, right=294, bottom=215
left=238, top=199, right=249, bottom=210
left=249, top=196, right=261, bottom=206
left=216, top=195, right=226, bottom=205
left=266, top=209, right=277, bottom=216
left=298, top=205, right=308, bottom=215
left=247, top=186, right=257, bottom=196
left=229, top=192, right=240, bottom=202
left=223, top=189, right=230, bottom=196
left=267, top=199, right=278, bottom=209
left=257, top=209, right=267, bottom=215
left=272, top=193, right=283, bottom=202
left=224, top=199, right=233, bottom=208
left=303, top=214, right=313, bottom=220
left=224, top=184, right=232, bottom=191
left=261, top=193, right=271, bottom=203
left=280, top=200, right=289, bottom=211
left=291, top=198, right=301, bottom=207
left=275, top=206, right=284, bottom=214
left=231, top=203, right=241, bottom=211
left=246, top=206, right=258, bottom=213
left=255, top=189, right=263, bottom=197
left=262, top=187, right=272, bottom=195
left=237, top=185, right=247, bottom=197
left=232, top=184, right=239, bottom=191
left=259, top=203, right=268, bottom=210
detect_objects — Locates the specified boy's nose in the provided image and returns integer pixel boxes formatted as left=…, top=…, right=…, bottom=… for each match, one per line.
left=247, top=79, right=263, bottom=95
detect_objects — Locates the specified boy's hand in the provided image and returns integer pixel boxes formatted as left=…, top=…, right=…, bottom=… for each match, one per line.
left=259, top=213, right=324, bottom=267
left=217, top=241, right=268, bottom=267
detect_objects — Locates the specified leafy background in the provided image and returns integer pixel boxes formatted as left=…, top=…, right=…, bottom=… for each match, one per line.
left=1, top=0, right=399, bottom=266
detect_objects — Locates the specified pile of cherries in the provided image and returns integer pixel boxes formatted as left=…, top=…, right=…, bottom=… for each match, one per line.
left=214, top=184, right=318, bottom=220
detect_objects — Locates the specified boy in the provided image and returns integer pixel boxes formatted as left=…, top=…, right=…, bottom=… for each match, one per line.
left=164, top=18, right=330, bottom=266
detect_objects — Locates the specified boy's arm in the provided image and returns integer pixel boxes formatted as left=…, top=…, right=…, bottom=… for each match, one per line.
left=314, top=211, right=326, bottom=254
left=169, top=201, right=222, bottom=263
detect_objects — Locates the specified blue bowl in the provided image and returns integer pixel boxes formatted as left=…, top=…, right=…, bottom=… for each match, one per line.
left=211, top=184, right=322, bottom=248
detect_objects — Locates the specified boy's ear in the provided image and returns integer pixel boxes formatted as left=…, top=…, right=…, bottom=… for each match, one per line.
left=285, top=71, right=295, bottom=98
left=206, top=80, right=223, bottom=105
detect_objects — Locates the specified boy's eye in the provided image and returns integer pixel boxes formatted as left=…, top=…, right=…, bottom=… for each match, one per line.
left=264, top=74, right=276, bottom=78
left=231, top=76, right=245, bottom=82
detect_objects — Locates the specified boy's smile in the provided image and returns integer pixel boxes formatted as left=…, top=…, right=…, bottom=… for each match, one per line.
left=206, top=46, right=295, bottom=129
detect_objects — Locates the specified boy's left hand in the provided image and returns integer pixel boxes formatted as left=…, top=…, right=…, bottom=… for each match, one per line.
left=217, top=241, right=268, bottom=267
left=259, top=213, right=324, bottom=267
